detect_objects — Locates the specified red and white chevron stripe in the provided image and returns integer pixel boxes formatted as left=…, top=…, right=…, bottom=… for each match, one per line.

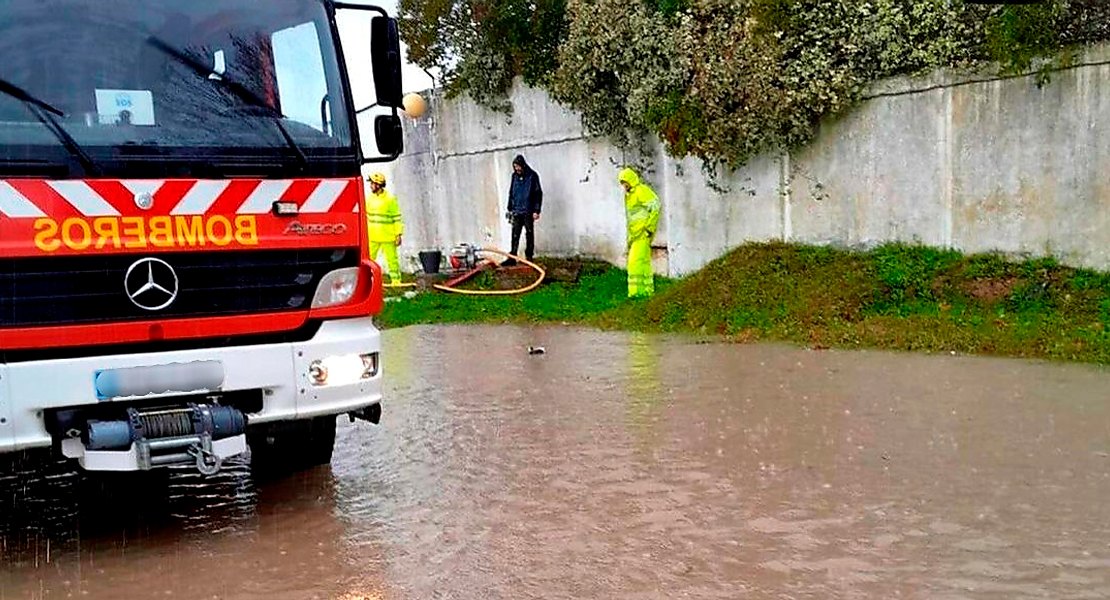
left=0, top=178, right=361, bottom=219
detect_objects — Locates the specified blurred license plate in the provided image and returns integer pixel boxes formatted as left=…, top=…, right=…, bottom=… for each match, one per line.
left=95, top=361, right=224, bottom=400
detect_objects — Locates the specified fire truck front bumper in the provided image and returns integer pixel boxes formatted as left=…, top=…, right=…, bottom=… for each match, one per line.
left=0, top=317, right=383, bottom=464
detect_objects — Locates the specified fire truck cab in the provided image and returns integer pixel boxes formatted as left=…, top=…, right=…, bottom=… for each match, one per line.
left=0, top=0, right=404, bottom=476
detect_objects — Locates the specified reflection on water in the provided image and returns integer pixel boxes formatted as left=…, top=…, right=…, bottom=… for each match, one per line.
left=625, top=331, right=666, bottom=449
left=2, top=324, right=1110, bottom=599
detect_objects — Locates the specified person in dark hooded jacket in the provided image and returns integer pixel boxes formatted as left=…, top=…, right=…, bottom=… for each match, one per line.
left=505, top=154, right=543, bottom=264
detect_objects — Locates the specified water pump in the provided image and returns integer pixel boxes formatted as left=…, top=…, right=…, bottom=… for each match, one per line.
left=448, top=243, right=481, bottom=272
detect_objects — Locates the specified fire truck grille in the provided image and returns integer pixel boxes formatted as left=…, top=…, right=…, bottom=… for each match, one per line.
left=0, top=249, right=360, bottom=328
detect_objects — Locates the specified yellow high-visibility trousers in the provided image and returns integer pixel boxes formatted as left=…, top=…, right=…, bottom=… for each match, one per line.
left=369, top=241, right=401, bottom=283
left=627, top=236, right=654, bottom=298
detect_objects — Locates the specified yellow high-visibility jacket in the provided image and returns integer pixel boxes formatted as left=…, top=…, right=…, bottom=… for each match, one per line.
left=619, top=168, right=660, bottom=245
left=365, top=190, right=404, bottom=242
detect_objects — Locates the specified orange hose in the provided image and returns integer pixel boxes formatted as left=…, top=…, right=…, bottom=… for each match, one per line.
left=433, top=248, right=546, bottom=295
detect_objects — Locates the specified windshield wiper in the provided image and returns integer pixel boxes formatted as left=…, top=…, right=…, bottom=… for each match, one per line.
left=0, top=77, right=101, bottom=176
left=144, top=36, right=309, bottom=172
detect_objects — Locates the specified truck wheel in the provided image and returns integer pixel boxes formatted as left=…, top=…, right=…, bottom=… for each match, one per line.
left=247, top=415, right=337, bottom=477
left=303, top=415, right=337, bottom=466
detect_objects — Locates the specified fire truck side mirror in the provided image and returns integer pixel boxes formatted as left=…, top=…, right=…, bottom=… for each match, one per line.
left=374, top=114, right=403, bottom=156
left=370, top=16, right=403, bottom=108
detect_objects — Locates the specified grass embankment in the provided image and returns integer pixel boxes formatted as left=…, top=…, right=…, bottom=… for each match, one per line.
left=379, top=242, right=1110, bottom=364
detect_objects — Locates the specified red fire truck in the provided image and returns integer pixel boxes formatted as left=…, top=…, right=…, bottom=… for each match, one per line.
left=0, top=0, right=405, bottom=476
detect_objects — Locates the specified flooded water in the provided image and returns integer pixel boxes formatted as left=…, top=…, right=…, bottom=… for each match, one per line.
left=3, top=324, right=1110, bottom=599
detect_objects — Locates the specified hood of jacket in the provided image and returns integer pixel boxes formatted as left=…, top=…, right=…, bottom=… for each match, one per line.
left=618, top=168, right=641, bottom=189
left=513, top=154, right=532, bottom=175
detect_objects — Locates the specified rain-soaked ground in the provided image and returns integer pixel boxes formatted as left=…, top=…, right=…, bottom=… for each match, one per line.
left=2, top=324, right=1110, bottom=599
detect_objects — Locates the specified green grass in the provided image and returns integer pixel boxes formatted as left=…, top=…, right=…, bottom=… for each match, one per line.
left=377, top=242, right=1110, bottom=364
left=379, top=259, right=669, bottom=327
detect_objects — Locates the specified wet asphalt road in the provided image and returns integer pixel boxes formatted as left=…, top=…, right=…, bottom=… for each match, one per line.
left=2, top=324, right=1110, bottom=599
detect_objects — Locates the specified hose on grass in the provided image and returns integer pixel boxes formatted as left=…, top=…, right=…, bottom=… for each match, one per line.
left=433, top=248, right=546, bottom=296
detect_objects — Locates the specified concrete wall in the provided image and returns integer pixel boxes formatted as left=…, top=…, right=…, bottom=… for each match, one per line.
left=373, top=43, right=1110, bottom=276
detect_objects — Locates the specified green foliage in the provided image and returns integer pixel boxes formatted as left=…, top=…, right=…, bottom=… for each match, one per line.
left=379, top=259, right=667, bottom=327
left=643, top=90, right=707, bottom=159
left=984, top=2, right=1064, bottom=82
left=396, top=0, right=457, bottom=72
left=646, top=0, right=687, bottom=17
left=398, top=0, right=566, bottom=105
left=1059, top=0, right=1110, bottom=45
left=872, top=244, right=962, bottom=305
left=549, top=0, right=1070, bottom=167
left=549, top=0, right=690, bottom=146
left=400, top=0, right=1107, bottom=166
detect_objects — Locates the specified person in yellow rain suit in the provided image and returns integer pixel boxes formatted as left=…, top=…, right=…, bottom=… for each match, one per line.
left=619, top=168, right=661, bottom=298
left=365, top=172, right=404, bottom=284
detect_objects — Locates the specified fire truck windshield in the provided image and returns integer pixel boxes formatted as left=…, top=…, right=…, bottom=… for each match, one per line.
left=0, top=0, right=356, bottom=177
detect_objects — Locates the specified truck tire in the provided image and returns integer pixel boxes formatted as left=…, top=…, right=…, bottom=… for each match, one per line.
left=302, top=415, right=337, bottom=466
left=247, top=415, right=337, bottom=477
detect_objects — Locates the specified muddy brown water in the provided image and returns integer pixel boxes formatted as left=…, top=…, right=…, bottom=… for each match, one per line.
left=2, top=324, right=1110, bottom=599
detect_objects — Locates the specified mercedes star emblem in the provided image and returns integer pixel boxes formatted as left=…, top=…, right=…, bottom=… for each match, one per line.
left=124, top=257, right=179, bottom=311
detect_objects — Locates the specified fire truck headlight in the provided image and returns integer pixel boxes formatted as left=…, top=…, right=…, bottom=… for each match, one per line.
left=312, top=267, right=359, bottom=308
left=308, top=353, right=376, bottom=387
